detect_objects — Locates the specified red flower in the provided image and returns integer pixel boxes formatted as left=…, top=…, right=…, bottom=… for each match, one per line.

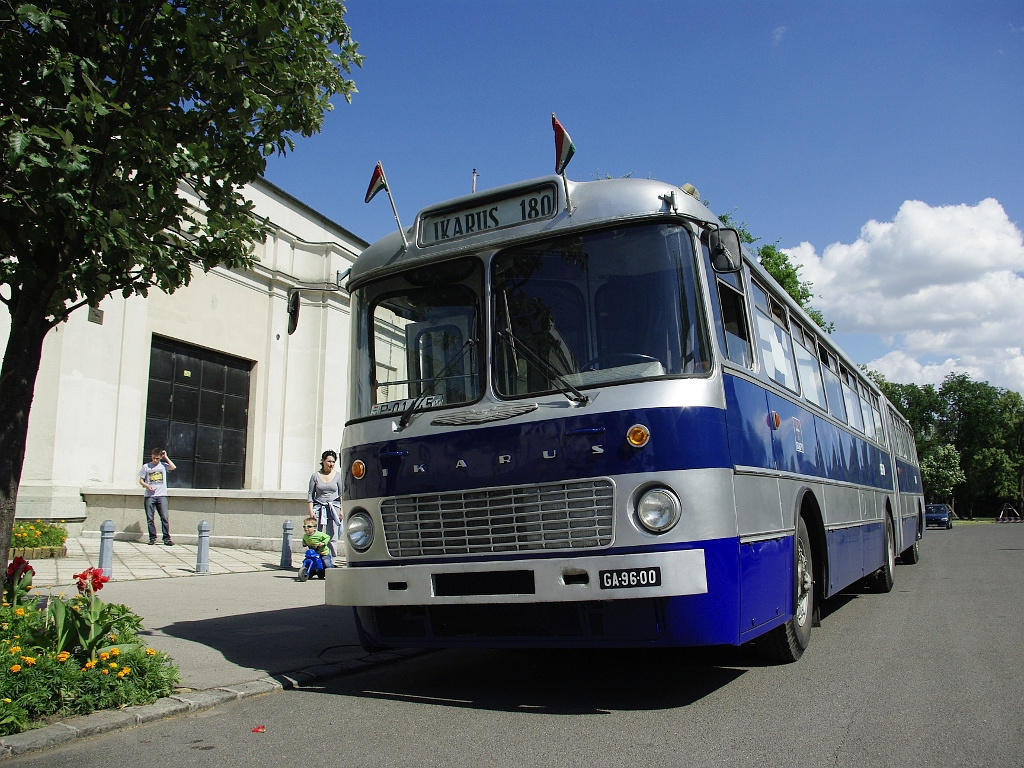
left=72, top=567, right=110, bottom=594
left=6, top=557, right=34, bottom=580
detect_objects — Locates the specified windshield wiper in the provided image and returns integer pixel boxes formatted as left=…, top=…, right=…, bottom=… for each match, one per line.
left=498, top=329, right=589, bottom=406
left=397, top=338, right=478, bottom=430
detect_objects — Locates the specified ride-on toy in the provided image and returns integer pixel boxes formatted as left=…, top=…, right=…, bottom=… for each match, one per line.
left=297, top=548, right=327, bottom=581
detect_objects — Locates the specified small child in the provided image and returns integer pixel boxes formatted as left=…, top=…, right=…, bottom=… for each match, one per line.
left=302, top=518, right=334, bottom=568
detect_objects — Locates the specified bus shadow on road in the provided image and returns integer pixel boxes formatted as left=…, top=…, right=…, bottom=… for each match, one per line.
left=328, top=646, right=751, bottom=714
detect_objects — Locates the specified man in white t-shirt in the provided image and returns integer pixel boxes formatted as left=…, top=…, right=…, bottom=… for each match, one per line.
left=139, top=448, right=177, bottom=545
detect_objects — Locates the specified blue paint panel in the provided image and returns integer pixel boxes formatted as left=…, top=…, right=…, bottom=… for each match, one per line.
left=660, top=536, right=741, bottom=646
left=895, top=457, right=922, bottom=496
left=815, top=416, right=845, bottom=482
left=827, top=526, right=864, bottom=594
left=739, top=536, right=792, bottom=634
left=767, top=393, right=822, bottom=477
left=344, top=406, right=731, bottom=500
left=723, top=375, right=773, bottom=470
left=861, top=520, right=885, bottom=576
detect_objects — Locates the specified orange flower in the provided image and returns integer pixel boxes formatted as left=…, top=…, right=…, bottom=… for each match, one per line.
left=9, top=664, right=21, bottom=673
left=13, top=608, right=25, bottom=617
left=56, top=651, right=71, bottom=663
left=145, top=648, right=157, bottom=656
left=101, top=669, right=109, bottom=675
left=110, top=647, right=120, bottom=656
left=8, top=646, right=20, bottom=654
left=83, top=660, right=97, bottom=670
left=20, top=656, right=36, bottom=666
left=99, top=652, right=109, bottom=661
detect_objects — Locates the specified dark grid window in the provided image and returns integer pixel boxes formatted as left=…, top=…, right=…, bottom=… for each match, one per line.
left=144, top=336, right=251, bottom=489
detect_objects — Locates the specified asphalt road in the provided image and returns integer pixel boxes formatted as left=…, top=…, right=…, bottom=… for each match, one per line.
left=13, top=522, right=1024, bottom=768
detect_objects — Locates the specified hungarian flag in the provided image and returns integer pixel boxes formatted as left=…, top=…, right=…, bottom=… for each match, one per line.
left=364, top=162, right=387, bottom=203
left=552, top=114, right=576, bottom=175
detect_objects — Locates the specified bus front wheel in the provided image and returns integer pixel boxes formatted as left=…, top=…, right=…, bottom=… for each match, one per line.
left=757, top=516, right=814, bottom=663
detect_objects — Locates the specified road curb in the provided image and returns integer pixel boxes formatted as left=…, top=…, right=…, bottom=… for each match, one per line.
left=0, top=648, right=426, bottom=759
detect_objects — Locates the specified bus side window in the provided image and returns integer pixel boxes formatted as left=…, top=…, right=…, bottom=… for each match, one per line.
left=792, top=323, right=827, bottom=409
left=840, top=365, right=865, bottom=432
left=858, top=380, right=875, bottom=440
left=702, top=238, right=753, bottom=369
left=751, top=281, right=799, bottom=392
left=718, top=280, right=753, bottom=367
left=819, top=345, right=848, bottom=423
left=871, top=394, right=886, bottom=446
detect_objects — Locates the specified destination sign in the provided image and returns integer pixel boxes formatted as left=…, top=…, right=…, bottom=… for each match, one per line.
left=418, top=183, right=558, bottom=247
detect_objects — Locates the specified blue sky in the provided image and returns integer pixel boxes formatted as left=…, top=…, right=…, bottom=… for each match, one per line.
left=265, top=2, right=1024, bottom=393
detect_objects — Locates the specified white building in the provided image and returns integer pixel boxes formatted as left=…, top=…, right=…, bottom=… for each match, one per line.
left=3, top=179, right=366, bottom=549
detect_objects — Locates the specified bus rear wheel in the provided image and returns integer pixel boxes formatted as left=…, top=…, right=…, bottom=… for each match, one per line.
left=757, top=516, right=814, bottom=663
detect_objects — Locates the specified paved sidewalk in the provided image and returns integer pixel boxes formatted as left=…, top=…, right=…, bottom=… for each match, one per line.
left=2, top=540, right=420, bottom=760
left=26, top=537, right=280, bottom=589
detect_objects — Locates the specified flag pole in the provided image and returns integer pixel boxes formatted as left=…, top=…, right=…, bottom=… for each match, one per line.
left=379, top=165, right=409, bottom=250
left=551, top=112, right=575, bottom=215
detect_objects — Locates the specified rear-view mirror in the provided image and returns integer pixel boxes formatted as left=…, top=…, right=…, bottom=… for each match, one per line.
left=709, top=228, right=742, bottom=273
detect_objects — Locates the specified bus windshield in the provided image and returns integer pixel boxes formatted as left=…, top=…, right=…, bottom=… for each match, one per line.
left=352, top=257, right=483, bottom=420
left=493, top=222, right=709, bottom=398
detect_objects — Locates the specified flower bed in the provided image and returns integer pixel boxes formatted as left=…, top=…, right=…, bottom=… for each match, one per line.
left=7, top=520, right=69, bottom=561
left=1, top=559, right=180, bottom=736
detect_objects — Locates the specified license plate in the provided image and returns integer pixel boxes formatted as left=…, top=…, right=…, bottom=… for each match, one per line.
left=598, top=567, right=662, bottom=590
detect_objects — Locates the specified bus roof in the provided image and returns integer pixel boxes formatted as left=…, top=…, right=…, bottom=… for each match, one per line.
left=348, top=175, right=720, bottom=290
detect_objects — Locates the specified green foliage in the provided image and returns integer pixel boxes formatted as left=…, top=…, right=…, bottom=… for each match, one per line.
left=10, top=519, right=68, bottom=548
left=0, top=0, right=362, bottom=590
left=0, top=562, right=179, bottom=736
left=920, top=444, right=965, bottom=502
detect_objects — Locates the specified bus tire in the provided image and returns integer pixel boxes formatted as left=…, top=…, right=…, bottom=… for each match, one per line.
left=900, top=538, right=920, bottom=565
left=757, top=516, right=814, bottom=664
left=867, top=516, right=895, bottom=592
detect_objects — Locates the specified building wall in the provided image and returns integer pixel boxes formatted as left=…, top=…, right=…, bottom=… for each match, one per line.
left=2, top=179, right=366, bottom=549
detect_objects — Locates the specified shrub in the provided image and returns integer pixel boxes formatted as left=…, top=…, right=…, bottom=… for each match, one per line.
left=9, top=520, right=69, bottom=549
left=0, top=564, right=180, bottom=736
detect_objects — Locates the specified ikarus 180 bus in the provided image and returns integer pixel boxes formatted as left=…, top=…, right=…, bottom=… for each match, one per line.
left=327, top=172, right=924, bottom=662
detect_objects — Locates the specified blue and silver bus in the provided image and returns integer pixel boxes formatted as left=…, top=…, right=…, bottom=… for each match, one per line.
left=327, top=175, right=924, bottom=662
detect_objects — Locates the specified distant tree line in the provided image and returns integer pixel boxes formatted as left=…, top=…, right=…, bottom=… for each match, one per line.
left=869, top=372, right=1024, bottom=517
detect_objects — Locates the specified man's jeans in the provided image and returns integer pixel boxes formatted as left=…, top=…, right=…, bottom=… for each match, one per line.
left=145, top=495, right=171, bottom=542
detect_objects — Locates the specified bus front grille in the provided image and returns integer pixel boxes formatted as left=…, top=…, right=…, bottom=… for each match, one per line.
left=380, top=478, right=614, bottom=558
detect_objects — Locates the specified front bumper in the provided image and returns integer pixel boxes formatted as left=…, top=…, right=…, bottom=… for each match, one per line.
left=326, top=547, right=708, bottom=607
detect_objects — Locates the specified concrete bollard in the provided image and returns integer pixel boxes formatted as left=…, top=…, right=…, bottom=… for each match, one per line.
left=196, top=520, right=211, bottom=574
left=281, top=520, right=294, bottom=568
left=98, top=520, right=115, bottom=578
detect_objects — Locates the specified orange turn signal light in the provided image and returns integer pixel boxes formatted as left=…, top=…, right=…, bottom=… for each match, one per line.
left=351, top=460, right=365, bottom=480
left=626, top=424, right=650, bottom=448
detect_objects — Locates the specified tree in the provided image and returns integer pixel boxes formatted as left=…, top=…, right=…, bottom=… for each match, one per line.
left=920, top=443, right=965, bottom=505
left=0, top=0, right=361, bottom=589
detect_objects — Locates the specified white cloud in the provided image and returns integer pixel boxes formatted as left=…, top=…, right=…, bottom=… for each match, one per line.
left=773, top=26, right=787, bottom=45
left=784, top=199, right=1024, bottom=393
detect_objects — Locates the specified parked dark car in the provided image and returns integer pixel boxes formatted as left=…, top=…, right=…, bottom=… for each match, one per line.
left=926, top=503, right=954, bottom=529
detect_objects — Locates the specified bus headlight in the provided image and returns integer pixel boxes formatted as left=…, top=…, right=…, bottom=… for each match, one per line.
left=636, top=488, right=681, bottom=533
left=346, top=510, right=374, bottom=552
